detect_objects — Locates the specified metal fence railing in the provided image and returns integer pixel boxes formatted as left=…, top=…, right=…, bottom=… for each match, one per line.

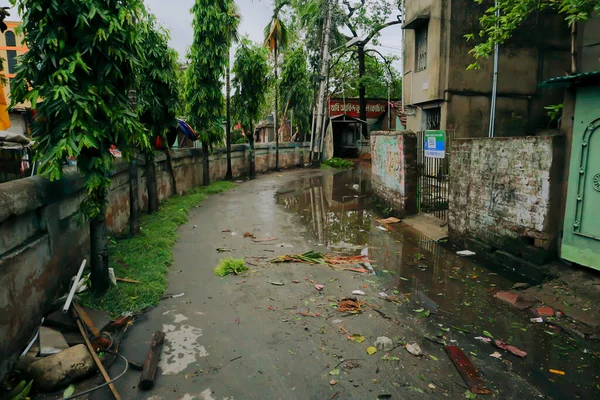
left=416, top=130, right=455, bottom=221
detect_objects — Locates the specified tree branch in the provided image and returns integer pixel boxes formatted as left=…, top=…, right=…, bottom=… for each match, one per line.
left=362, top=19, right=403, bottom=45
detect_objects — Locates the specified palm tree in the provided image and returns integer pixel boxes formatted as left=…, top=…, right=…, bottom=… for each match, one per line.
left=225, top=1, right=240, bottom=180
left=264, top=0, right=289, bottom=171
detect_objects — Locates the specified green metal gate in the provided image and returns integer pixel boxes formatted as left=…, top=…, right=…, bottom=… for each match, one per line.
left=562, top=85, right=600, bottom=270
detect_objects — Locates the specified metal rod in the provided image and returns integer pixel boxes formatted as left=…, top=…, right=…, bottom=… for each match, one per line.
left=63, top=259, right=87, bottom=313
left=489, top=1, right=500, bottom=138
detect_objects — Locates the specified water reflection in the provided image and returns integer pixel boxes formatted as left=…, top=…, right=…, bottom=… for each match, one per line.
left=276, top=167, right=600, bottom=399
left=277, top=167, right=372, bottom=249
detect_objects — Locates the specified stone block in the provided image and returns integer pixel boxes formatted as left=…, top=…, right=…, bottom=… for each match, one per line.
left=30, top=344, right=96, bottom=392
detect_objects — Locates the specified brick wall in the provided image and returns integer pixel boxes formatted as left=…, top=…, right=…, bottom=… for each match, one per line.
left=0, top=141, right=310, bottom=380
left=371, top=131, right=418, bottom=216
left=449, top=135, right=564, bottom=265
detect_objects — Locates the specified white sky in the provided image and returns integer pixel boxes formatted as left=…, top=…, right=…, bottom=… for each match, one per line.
left=4, top=0, right=403, bottom=69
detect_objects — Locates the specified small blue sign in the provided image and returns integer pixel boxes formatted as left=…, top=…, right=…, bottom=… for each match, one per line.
left=424, top=130, right=446, bottom=159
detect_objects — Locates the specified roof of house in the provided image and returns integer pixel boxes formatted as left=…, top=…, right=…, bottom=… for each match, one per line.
left=539, top=71, right=600, bottom=87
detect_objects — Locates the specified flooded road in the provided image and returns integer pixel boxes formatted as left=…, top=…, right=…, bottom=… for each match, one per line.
left=277, top=165, right=600, bottom=399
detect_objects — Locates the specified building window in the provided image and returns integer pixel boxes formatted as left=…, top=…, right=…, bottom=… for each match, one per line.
left=5, top=30, right=16, bottom=47
left=6, top=50, right=17, bottom=74
left=424, top=107, right=441, bottom=130
left=415, top=25, right=428, bottom=72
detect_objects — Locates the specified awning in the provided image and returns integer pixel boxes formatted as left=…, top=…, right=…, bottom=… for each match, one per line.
left=0, top=131, right=32, bottom=150
left=538, top=71, right=600, bottom=88
left=403, top=13, right=429, bottom=30
left=330, top=114, right=367, bottom=124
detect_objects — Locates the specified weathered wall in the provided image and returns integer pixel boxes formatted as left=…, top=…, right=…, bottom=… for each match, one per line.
left=449, top=135, right=564, bottom=265
left=403, top=0, right=570, bottom=135
left=0, top=142, right=310, bottom=380
left=107, top=143, right=308, bottom=234
left=371, top=131, right=418, bottom=216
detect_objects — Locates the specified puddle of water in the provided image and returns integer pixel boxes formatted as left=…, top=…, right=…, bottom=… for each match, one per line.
left=276, top=166, right=600, bottom=399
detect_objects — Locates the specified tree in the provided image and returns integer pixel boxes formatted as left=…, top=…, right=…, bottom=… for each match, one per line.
left=339, top=0, right=403, bottom=138
left=225, top=1, right=241, bottom=181
left=329, top=51, right=402, bottom=99
left=11, top=0, right=149, bottom=294
left=186, top=0, right=230, bottom=186
left=466, top=0, right=600, bottom=72
left=279, top=46, right=313, bottom=141
left=265, top=0, right=290, bottom=171
left=136, top=13, right=181, bottom=213
left=232, top=39, right=270, bottom=178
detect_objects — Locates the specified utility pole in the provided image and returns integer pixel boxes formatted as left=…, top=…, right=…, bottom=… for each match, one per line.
left=312, top=0, right=332, bottom=166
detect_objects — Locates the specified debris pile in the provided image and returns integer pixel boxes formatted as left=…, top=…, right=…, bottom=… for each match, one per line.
left=1, top=259, right=142, bottom=400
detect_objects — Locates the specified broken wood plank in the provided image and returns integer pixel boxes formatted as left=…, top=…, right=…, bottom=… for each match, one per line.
left=73, top=303, right=102, bottom=339
left=252, top=237, right=277, bottom=243
left=116, top=277, right=141, bottom=284
left=444, top=345, right=491, bottom=395
left=76, top=319, right=122, bottom=400
left=139, top=330, right=166, bottom=390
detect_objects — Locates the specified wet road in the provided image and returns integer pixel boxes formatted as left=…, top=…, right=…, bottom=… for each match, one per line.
left=113, top=166, right=600, bottom=400
left=277, top=165, right=600, bottom=399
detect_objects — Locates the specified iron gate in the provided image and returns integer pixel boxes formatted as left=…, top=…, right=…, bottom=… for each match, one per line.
left=416, top=130, right=455, bottom=221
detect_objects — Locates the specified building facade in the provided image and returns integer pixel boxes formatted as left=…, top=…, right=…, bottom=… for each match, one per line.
left=1, top=21, right=27, bottom=104
left=402, top=0, right=571, bottom=137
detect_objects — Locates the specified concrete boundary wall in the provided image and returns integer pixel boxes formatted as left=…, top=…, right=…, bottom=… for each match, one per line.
left=0, top=142, right=310, bottom=380
left=448, top=136, right=564, bottom=266
left=370, top=131, right=418, bottom=216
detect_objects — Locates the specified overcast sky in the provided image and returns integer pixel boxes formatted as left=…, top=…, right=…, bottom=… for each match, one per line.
left=5, top=0, right=403, bottom=70
left=145, top=0, right=403, bottom=70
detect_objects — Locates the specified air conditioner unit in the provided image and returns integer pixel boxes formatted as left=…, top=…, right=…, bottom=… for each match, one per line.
left=404, top=106, right=417, bottom=116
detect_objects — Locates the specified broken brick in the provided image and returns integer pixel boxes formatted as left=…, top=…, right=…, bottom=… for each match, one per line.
left=494, top=291, right=537, bottom=310
left=534, top=306, right=554, bottom=317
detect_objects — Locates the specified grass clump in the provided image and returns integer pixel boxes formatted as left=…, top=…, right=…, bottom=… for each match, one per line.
left=80, top=180, right=236, bottom=316
left=214, top=258, right=248, bottom=277
left=323, top=157, right=354, bottom=169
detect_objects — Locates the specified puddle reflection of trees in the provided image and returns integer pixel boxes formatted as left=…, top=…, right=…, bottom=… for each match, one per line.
left=277, top=170, right=372, bottom=249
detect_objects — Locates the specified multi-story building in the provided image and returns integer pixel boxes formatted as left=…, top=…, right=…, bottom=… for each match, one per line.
left=402, top=0, right=571, bottom=137
left=0, top=21, right=29, bottom=134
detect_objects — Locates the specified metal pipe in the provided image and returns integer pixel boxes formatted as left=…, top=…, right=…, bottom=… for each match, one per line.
left=489, top=1, right=500, bottom=138
left=63, top=259, right=87, bottom=313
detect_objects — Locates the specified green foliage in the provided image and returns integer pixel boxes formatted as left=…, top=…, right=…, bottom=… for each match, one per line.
left=136, top=13, right=181, bottom=151
left=324, top=157, right=354, bottom=169
left=186, top=0, right=230, bottom=144
left=466, top=0, right=600, bottom=69
left=545, top=103, right=564, bottom=126
left=265, top=0, right=290, bottom=53
left=232, top=38, right=270, bottom=140
left=11, top=0, right=149, bottom=219
left=331, top=51, right=402, bottom=98
left=81, top=181, right=235, bottom=315
left=279, top=47, right=312, bottom=136
left=214, top=258, right=248, bottom=276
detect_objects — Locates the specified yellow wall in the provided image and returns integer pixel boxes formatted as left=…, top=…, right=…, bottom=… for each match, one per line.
left=0, top=21, right=28, bottom=106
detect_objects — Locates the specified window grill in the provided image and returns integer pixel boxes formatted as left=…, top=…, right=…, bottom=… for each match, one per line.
left=415, top=26, right=428, bottom=72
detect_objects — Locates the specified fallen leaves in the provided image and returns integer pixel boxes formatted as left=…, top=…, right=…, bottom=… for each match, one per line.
left=366, top=346, right=378, bottom=355
left=337, top=297, right=362, bottom=313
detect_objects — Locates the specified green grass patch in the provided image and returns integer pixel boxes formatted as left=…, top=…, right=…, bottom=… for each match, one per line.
left=80, top=180, right=235, bottom=316
left=323, top=157, right=354, bottom=169
left=213, top=258, right=248, bottom=277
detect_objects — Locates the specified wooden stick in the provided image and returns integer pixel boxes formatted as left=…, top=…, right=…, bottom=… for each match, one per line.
left=74, top=303, right=101, bottom=339
left=139, top=330, right=166, bottom=390
left=76, top=319, right=122, bottom=400
left=116, top=277, right=141, bottom=284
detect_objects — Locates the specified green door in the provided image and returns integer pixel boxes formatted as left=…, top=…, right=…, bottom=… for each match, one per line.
left=562, top=85, right=600, bottom=270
